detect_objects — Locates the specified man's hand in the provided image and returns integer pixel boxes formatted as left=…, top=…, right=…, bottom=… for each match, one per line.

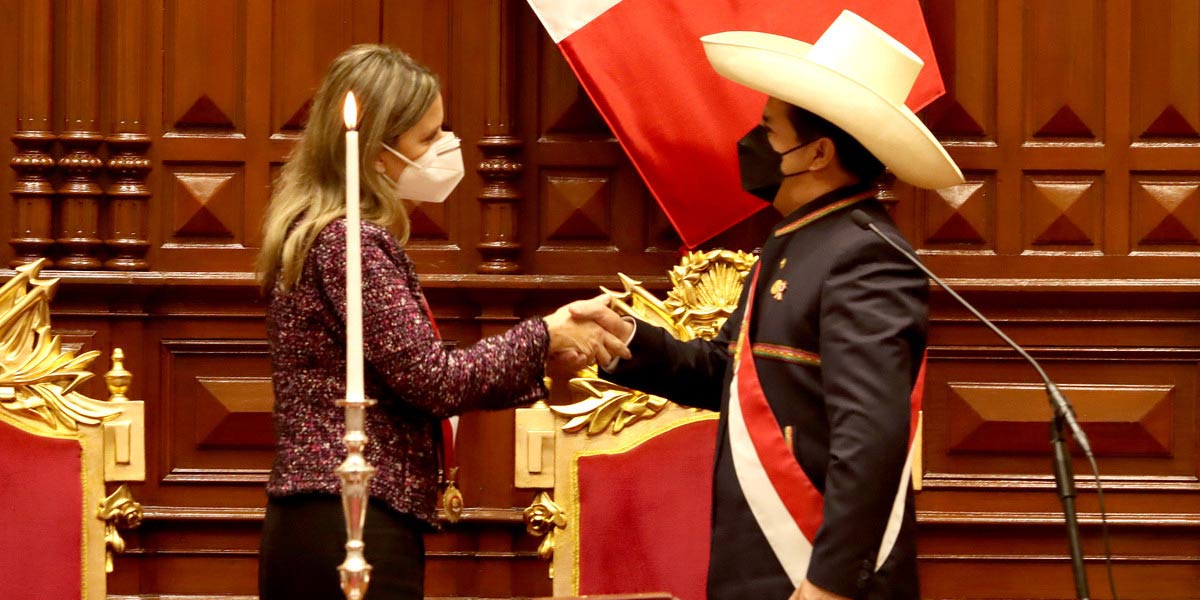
left=568, top=294, right=635, bottom=341
left=790, top=579, right=851, bottom=600
left=543, top=295, right=630, bottom=371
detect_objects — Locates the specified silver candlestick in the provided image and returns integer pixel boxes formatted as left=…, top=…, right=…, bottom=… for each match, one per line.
left=336, top=395, right=377, bottom=599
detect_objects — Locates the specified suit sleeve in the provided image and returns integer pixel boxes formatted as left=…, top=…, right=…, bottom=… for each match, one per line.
left=315, top=222, right=548, bottom=417
left=601, top=295, right=747, bottom=412
left=805, top=236, right=928, bottom=597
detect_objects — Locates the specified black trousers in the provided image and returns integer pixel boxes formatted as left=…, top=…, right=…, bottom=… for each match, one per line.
left=259, top=494, right=426, bottom=600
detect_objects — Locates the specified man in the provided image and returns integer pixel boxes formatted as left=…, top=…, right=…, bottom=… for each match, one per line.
left=577, top=12, right=963, bottom=600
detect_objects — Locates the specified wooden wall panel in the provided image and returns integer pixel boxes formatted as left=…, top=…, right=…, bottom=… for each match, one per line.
left=164, top=0, right=245, bottom=133
left=1, top=0, right=1199, bottom=598
left=1130, top=0, right=1200, bottom=142
left=1023, top=1, right=1106, bottom=141
left=384, top=0, right=457, bottom=249
left=160, top=339, right=274, bottom=483
left=8, top=0, right=55, bottom=267
left=516, top=21, right=680, bottom=275
left=269, top=0, right=380, bottom=137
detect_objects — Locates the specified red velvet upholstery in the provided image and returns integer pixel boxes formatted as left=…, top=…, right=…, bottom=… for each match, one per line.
left=0, top=419, right=84, bottom=600
left=576, top=418, right=718, bottom=600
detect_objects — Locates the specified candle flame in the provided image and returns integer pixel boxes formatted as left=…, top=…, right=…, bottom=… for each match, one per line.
left=343, top=92, right=358, bottom=130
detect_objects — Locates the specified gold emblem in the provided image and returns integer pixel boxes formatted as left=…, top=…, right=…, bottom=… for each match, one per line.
left=779, top=258, right=787, bottom=269
left=442, top=467, right=464, bottom=523
left=770, top=279, right=788, bottom=301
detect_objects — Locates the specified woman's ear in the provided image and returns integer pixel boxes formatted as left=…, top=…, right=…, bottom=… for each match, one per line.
left=373, top=156, right=387, bottom=174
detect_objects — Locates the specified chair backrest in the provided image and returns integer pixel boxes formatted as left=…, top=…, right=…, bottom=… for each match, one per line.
left=0, top=260, right=146, bottom=600
left=517, top=250, right=755, bottom=600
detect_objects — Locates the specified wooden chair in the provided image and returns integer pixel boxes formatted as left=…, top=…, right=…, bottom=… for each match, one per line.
left=516, top=250, right=755, bottom=600
left=0, top=260, right=146, bottom=600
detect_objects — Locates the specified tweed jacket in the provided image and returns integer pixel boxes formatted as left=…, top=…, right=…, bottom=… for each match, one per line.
left=605, top=186, right=928, bottom=599
left=265, top=219, right=549, bottom=524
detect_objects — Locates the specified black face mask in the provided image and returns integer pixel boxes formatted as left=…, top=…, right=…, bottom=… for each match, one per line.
left=737, top=125, right=815, bottom=202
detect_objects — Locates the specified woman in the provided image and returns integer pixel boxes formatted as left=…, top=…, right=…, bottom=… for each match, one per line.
left=256, top=44, right=624, bottom=599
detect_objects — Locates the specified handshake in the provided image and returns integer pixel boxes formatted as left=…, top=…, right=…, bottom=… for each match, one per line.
left=543, top=295, right=636, bottom=372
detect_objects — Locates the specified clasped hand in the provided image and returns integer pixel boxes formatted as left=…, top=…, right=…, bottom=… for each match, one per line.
left=544, top=295, right=635, bottom=371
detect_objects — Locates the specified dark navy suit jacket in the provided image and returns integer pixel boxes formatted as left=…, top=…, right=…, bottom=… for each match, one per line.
left=605, top=186, right=928, bottom=599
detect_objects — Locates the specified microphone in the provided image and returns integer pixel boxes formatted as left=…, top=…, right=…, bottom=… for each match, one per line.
left=851, top=208, right=1100, bottom=599
left=849, top=209, right=1092, bottom=455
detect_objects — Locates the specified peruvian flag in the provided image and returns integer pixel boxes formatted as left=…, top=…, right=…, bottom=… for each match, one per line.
left=527, top=0, right=945, bottom=248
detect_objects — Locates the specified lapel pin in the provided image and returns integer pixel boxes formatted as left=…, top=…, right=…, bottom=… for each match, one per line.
left=770, top=279, right=788, bottom=301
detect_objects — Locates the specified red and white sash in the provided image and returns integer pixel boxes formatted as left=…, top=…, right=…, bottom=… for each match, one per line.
left=727, top=266, right=919, bottom=586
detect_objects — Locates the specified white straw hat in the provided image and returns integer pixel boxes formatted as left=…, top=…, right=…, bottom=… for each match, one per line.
left=702, top=10, right=964, bottom=190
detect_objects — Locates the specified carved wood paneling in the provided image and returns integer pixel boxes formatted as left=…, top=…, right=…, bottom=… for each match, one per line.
left=194, top=377, right=274, bottom=449
left=106, top=0, right=153, bottom=270
left=160, top=339, right=274, bottom=485
left=269, top=1, right=379, bottom=137
left=541, top=171, right=613, bottom=243
left=1022, top=174, right=1104, bottom=251
left=946, top=383, right=1173, bottom=457
left=474, top=0, right=523, bottom=273
left=168, top=169, right=244, bottom=242
left=8, top=1, right=55, bottom=267
left=56, top=0, right=105, bottom=270
left=919, top=0, right=997, bottom=140
left=1131, top=175, right=1200, bottom=251
left=1023, top=1, right=1105, bottom=140
left=518, top=15, right=678, bottom=275
left=384, top=1, right=462, bottom=256
left=919, top=173, right=994, bottom=249
left=925, top=349, right=1198, bottom=481
left=164, top=0, right=244, bottom=133
left=1130, top=0, right=1200, bottom=141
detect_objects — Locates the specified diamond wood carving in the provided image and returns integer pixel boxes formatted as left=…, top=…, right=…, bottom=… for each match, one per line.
left=543, top=174, right=611, bottom=242
left=923, top=179, right=990, bottom=246
left=1133, top=179, right=1200, bottom=247
left=1025, top=177, right=1101, bottom=248
left=171, top=171, right=239, bottom=239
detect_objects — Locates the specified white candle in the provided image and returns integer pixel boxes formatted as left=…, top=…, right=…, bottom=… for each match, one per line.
left=343, top=91, right=364, bottom=402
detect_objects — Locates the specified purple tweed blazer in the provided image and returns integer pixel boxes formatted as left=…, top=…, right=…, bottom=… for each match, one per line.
left=265, top=219, right=549, bottom=524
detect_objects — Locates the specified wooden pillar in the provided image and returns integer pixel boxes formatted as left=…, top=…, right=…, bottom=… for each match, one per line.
left=56, top=0, right=105, bottom=270
left=105, top=0, right=151, bottom=270
left=9, top=0, right=56, bottom=267
left=476, top=0, right=523, bottom=274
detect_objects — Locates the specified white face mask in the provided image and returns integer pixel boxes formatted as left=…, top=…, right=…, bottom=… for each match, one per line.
left=381, top=131, right=465, bottom=203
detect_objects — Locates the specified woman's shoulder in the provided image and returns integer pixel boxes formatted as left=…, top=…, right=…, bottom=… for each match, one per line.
left=312, top=218, right=410, bottom=274
left=315, top=218, right=401, bottom=250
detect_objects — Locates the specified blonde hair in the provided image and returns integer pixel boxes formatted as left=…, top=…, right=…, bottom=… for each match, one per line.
left=257, top=44, right=440, bottom=292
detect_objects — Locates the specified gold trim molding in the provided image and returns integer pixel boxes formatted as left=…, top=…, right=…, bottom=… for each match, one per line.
left=523, top=491, right=566, bottom=578
left=98, top=484, right=143, bottom=573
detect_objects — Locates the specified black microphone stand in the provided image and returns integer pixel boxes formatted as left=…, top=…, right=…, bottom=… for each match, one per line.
left=850, top=210, right=1092, bottom=599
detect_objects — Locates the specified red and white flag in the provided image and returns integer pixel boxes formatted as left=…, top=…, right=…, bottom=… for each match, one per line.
left=527, top=0, right=945, bottom=248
